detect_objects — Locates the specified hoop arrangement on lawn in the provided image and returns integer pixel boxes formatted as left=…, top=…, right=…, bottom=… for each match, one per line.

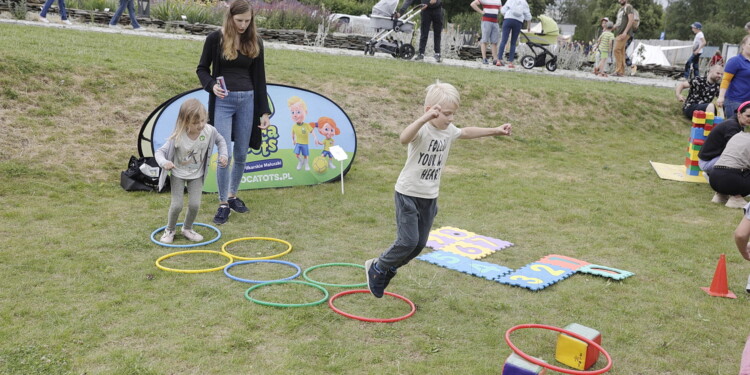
left=328, top=289, right=416, bottom=323
left=150, top=222, right=221, bottom=248
left=244, top=280, right=329, bottom=308
left=224, top=260, right=301, bottom=283
left=221, top=237, right=292, bottom=260
left=504, top=324, right=613, bottom=375
left=155, top=250, right=234, bottom=273
left=303, top=263, right=367, bottom=288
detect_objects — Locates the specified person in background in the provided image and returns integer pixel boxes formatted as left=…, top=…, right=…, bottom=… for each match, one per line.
left=398, top=0, right=445, bottom=62
left=593, top=21, right=615, bottom=77
left=108, top=0, right=142, bottom=30
left=39, top=0, right=71, bottom=25
left=676, top=64, right=723, bottom=120
left=707, top=101, right=750, bottom=209
left=494, top=0, right=531, bottom=68
left=612, top=0, right=635, bottom=77
left=709, top=50, right=724, bottom=68
left=683, top=22, right=706, bottom=80
left=470, top=0, right=501, bottom=65
left=717, top=35, right=750, bottom=117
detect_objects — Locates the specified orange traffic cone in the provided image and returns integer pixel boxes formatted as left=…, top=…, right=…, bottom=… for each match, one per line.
left=701, top=254, right=737, bottom=299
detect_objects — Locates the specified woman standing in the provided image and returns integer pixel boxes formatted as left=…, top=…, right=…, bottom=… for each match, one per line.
left=495, top=0, right=531, bottom=68
left=196, top=0, right=271, bottom=225
left=108, top=0, right=142, bottom=30
left=717, top=35, right=750, bottom=117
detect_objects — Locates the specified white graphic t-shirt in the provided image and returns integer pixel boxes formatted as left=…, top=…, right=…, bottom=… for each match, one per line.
left=395, top=122, right=462, bottom=199
left=172, top=127, right=211, bottom=180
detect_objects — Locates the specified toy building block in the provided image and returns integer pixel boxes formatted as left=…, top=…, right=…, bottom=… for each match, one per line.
left=502, top=353, right=547, bottom=375
left=555, top=323, right=601, bottom=371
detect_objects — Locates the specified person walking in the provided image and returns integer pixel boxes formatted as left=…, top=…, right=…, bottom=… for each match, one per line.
left=495, top=0, right=531, bottom=68
left=399, top=0, right=445, bottom=62
left=38, top=0, right=71, bottom=25
left=196, top=0, right=271, bottom=225
left=683, top=22, right=706, bottom=80
left=109, top=0, right=142, bottom=30
left=612, top=0, right=635, bottom=77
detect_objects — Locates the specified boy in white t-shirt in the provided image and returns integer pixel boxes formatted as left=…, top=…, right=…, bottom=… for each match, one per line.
left=684, top=22, right=706, bottom=80
left=364, top=80, right=512, bottom=298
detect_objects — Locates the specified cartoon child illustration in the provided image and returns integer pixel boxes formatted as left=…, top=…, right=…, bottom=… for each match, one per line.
left=315, top=116, right=341, bottom=169
left=288, top=96, right=317, bottom=171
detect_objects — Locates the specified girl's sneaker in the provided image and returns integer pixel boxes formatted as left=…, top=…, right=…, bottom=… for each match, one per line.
left=160, top=229, right=175, bottom=244
left=62, top=20, right=72, bottom=25
left=181, top=228, right=204, bottom=242
left=39, top=16, right=49, bottom=23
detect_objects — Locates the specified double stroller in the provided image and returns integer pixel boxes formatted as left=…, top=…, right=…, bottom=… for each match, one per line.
left=363, top=0, right=422, bottom=59
left=518, top=15, right=560, bottom=72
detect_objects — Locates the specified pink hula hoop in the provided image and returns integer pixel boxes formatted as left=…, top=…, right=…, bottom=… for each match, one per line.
left=328, top=289, right=416, bottom=323
left=504, top=324, right=613, bottom=375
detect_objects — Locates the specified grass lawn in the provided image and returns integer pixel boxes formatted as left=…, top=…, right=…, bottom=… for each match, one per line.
left=1, top=22, right=748, bottom=374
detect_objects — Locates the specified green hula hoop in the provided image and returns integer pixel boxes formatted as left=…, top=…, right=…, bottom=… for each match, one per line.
left=244, top=280, right=329, bottom=308
left=303, top=263, right=367, bottom=288
left=222, top=237, right=292, bottom=260
left=155, top=250, right=234, bottom=273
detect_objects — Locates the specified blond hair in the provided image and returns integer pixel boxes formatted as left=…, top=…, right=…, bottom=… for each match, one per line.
left=424, top=80, right=460, bottom=108
left=170, top=99, right=207, bottom=140
left=287, top=96, right=307, bottom=111
left=222, top=0, right=261, bottom=60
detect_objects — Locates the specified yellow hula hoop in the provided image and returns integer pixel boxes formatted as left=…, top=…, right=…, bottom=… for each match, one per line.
left=221, top=237, right=293, bottom=260
left=155, top=250, right=234, bottom=273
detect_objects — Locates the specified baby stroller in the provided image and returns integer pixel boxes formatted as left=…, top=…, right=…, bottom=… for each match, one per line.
left=364, top=0, right=422, bottom=60
left=518, top=15, right=560, bottom=72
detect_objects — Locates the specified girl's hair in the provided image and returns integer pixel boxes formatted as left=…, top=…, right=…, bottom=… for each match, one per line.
left=170, top=99, right=207, bottom=140
left=424, top=80, right=460, bottom=108
left=222, top=0, right=261, bottom=60
left=317, top=117, right=340, bottom=135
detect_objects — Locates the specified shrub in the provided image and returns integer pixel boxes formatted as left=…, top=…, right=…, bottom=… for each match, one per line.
left=300, top=0, right=372, bottom=16
left=10, top=0, right=28, bottom=20
left=73, top=0, right=118, bottom=11
left=151, top=0, right=224, bottom=24
left=254, top=0, right=327, bottom=32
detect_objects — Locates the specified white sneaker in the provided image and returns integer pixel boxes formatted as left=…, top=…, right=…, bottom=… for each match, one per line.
left=181, top=228, right=204, bottom=242
left=725, top=196, right=747, bottom=209
left=62, top=19, right=72, bottom=25
left=328, top=161, right=336, bottom=169
left=296, top=159, right=303, bottom=170
left=160, top=228, right=176, bottom=244
left=39, top=16, right=49, bottom=23
left=711, top=193, right=729, bottom=204
left=109, top=24, right=120, bottom=28
left=305, top=161, right=310, bottom=171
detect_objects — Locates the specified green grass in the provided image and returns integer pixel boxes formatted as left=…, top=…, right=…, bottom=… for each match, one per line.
left=1, top=23, right=748, bottom=374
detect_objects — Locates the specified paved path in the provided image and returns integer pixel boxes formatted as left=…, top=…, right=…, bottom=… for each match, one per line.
left=2, top=18, right=676, bottom=89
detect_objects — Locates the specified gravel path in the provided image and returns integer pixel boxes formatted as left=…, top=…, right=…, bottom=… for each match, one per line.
left=2, top=18, right=677, bottom=89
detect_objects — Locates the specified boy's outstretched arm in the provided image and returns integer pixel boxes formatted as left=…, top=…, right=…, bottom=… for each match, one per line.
left=400, top=105, right=441, bottom=145
left=735, top=217, right=750, bottom=261
left=459, top=123, right=512, bottom=139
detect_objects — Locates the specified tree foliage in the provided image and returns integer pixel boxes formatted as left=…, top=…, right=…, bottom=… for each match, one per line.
left=555, top=0, right=663, bottom=42
left=663, top=0, right=749, bottom=45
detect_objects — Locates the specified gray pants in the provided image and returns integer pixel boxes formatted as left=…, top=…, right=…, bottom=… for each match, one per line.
left=378, top=192, right=438, bottom=270
left=167, top=175, right=204, bottom=231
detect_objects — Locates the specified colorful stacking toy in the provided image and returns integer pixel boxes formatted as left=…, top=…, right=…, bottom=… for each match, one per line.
left=554, top=323, right=602, bottom=371
left=502, top=353, right=547, bottom=375
left=685, top=110, right=716, bottom=177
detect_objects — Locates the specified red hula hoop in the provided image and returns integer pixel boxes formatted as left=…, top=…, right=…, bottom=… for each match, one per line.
left=505, top=324, right=613, bottom=375
left=328, top=289, right=416, bottom=323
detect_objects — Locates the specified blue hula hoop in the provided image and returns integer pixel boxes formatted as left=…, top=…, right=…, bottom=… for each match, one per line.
left=150, top=222, right=221, bottom=248
left=224, top=260, right=302, bottom=283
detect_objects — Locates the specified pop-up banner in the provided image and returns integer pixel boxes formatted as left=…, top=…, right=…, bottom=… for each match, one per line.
left=138, top=85, right=357, bottom=192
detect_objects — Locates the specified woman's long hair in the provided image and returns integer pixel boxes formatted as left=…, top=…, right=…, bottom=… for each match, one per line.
left=222, top=0, right=260, bottom=60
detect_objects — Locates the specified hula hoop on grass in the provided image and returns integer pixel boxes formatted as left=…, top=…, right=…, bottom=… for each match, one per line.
left=151, top=223, right=221, bottom=248
left=504, top=324, right=613, bottom=375
left=328, top=289, right=416, bottom=323
left=244, top=280, right=329, bottom=308
left=224, top=260, right=301, bottom=283
left=303, top=263, right=367, bottom=288
left=221, top=237, right=292, bottom=260
left=155, top=250, right=234, bottom=273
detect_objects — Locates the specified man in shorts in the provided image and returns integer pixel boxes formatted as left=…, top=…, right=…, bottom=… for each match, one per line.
left=470, top=0, right=501, bottom=65
left=676, top=64, right=723, bottom=120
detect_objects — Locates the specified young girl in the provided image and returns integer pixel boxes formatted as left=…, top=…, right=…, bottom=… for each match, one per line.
left=155, top=99, right=228, bottom=243
left=315, top=116, right=340, bottom=169
left=196, top=0, right=271, bottom=225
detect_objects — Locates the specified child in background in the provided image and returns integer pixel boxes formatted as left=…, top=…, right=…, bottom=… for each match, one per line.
left=594, top=21, right=615, bottom=77
left=155, top=99, right=229, bottom=243
left=365, top=80, right=512, bottom=298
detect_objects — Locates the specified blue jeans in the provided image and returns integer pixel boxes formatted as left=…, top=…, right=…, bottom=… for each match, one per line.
left=40, top=0, right=68, bottom=20
left=684, top=53, right=700, bottom=79
left=109, top=0, right=140, bottom=28
left=213, top=90, right=255, bottom=203
left=378, top=192, right=438, bottom=270
left=724, top=99, right=743, bottom=118
left=498, top=18, right=523, bottom=62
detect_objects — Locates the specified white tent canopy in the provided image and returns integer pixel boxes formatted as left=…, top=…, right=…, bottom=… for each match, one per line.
left=631, top=42, right=692, bottom=67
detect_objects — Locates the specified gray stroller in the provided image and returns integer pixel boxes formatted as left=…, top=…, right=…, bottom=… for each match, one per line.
left=364, top=0, right=422, bottom=59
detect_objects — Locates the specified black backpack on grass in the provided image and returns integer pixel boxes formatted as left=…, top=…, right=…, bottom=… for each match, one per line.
left=120, top=155, right=168, bottom=192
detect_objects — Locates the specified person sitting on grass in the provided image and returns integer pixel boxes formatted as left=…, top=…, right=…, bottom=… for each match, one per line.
left=675, top=64, right=723, bottom=120
left=364, top=80, right=512, bottom=298
left=707, top=101, right=750, bottom=209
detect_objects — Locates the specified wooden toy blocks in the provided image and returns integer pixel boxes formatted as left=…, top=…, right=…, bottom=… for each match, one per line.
left=502, top=353, right=547, bottom=375
left=554, top=323, right=601, bottom=370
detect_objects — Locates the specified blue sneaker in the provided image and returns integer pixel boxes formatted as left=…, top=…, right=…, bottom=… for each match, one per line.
left=213, top=204, right=231, bottom=225
left=365, top=259, right=394, bottom=298
left=228, top=197, right=249, bottom=213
